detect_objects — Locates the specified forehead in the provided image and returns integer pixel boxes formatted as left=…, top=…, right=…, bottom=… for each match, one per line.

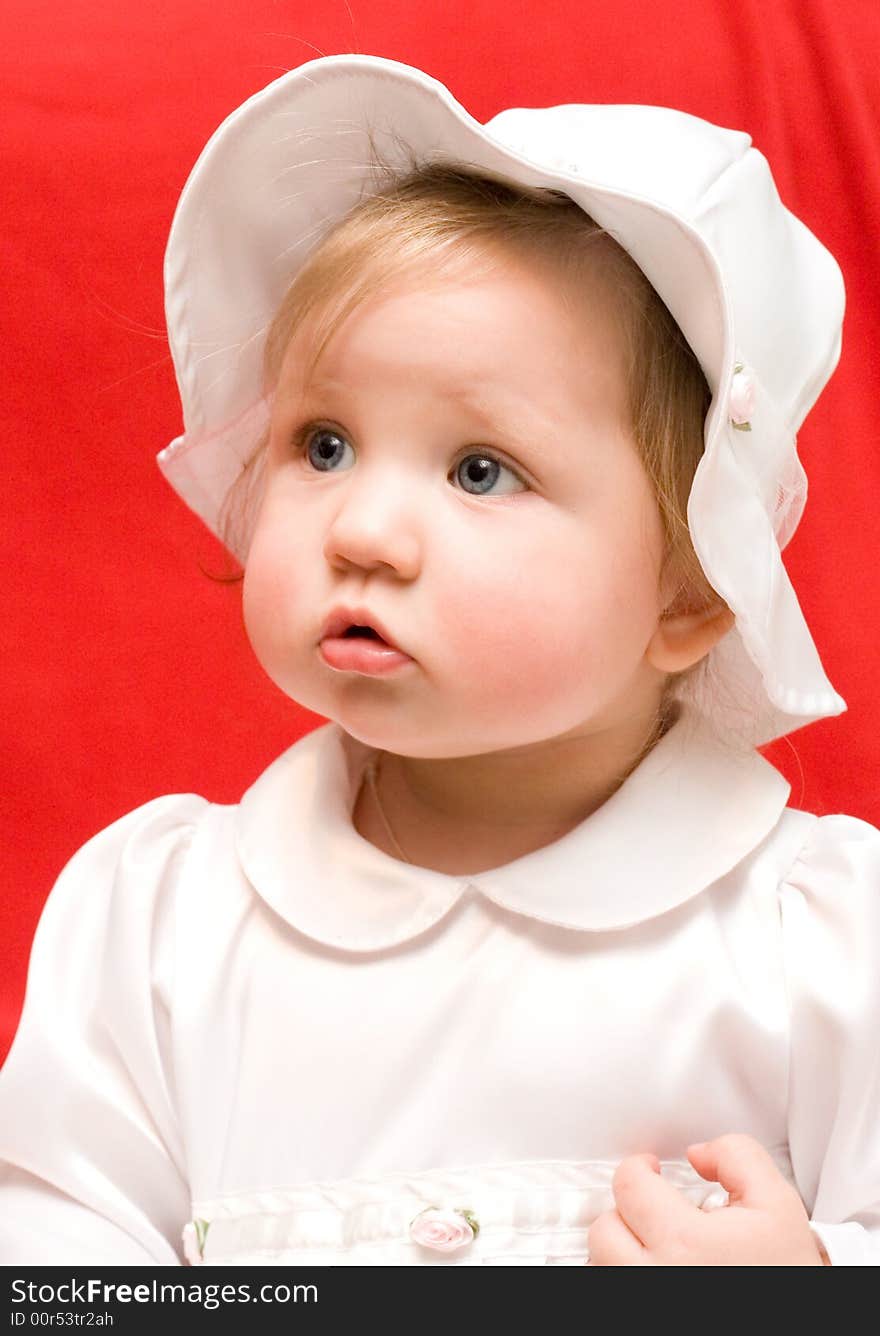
left=277, top=249, right=631, bottom=418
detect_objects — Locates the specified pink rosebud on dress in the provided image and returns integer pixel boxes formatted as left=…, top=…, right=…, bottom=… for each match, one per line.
left=729, top=363, right=756, bottom=430
left=409, top=1205, right=479, bottom=1252
left=182, top=1219, right=208, bottom=1265
left=699, top=1186, right=729, bottom=1212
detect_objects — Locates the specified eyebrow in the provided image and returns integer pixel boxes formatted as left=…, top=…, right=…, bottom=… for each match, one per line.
left=294, top=374, right=521, bottom=425
left=289, top=373, right=561, bottom=462
left=443, top=384, right=567, bottom=458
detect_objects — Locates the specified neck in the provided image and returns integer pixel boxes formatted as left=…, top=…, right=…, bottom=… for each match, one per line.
left=353, top=700, right=674, bottom=875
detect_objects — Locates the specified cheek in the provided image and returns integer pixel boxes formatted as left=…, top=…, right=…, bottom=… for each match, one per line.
left=437, top=515, right=662, bottom=706
left=241, top=519, right=307, bottom=671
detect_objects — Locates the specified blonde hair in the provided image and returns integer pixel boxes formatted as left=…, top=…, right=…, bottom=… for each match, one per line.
left=217, top=158, right=726, bottom=728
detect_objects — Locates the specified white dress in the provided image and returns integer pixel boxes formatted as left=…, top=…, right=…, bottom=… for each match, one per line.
left=1, top=706, right=878, bottom=1266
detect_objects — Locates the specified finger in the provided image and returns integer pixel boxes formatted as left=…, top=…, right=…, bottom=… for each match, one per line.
left=587, top=1209, right=650, bottom=1266
left=612, top=1153, right=700, bottom=1249
left=687, top=1134, right=791, bottom=1209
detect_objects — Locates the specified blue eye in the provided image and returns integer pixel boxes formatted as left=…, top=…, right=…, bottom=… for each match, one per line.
left=306, top=428, right=355, bottom=472
left=453, top=453, right=525, bottom=496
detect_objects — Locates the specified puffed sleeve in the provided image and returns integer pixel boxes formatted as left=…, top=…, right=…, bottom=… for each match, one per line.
left=0, top=794, right=209, bottom=1264
left=779, top=813, right=880, bottom=1266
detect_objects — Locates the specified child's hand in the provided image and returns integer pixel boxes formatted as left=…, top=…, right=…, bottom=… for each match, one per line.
left=587, top=1134, right=829, bottom=1265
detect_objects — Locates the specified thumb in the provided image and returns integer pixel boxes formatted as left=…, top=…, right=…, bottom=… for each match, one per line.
left=687, top=1134, right=786, bottom=1208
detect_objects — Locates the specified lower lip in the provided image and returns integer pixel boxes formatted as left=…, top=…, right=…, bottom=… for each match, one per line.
left=319, top=636, right=414, bottom=676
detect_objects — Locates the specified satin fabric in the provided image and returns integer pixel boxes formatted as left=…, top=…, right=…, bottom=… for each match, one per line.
left=1, top=706, right=878, bottom=1265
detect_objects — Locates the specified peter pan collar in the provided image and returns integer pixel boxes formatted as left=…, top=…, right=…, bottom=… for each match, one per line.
left=235, top=706, right=790, bottom=952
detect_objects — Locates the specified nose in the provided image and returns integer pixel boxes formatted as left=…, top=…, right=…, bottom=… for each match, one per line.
left=322, top=473, right=423, bottom=580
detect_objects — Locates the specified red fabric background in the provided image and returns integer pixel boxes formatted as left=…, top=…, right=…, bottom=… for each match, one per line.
left=4, top=0, right=879, bottom=1062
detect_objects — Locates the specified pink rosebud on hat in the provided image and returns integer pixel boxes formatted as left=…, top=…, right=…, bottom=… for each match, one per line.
left=729, top=362, right=756, bottom=431
left=409, top=1204, right=480, bottom=1252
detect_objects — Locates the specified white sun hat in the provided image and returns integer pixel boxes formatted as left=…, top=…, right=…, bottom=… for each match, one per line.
left=158, top=53, right=846, bottom=747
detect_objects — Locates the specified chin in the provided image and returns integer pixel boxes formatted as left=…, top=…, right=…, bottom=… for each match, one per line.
left=319, top=705, right=458, bottom=758
left=332, top=715, right=452, bottom=758
left=327, top=709, right=554, bottom=761
left=289, top=671, right=604, bottom=759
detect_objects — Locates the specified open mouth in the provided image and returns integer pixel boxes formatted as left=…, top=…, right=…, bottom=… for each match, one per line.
left=318, top=607, right=414, bottom=674
left=319, top=613, right=412, bottom=675
left=320, top=608, right=407, bottom=658
left=343, top=625, right=383, bottom=640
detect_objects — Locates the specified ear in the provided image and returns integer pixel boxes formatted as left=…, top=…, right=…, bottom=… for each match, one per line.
left=645, top=601, right=735, bottom=675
